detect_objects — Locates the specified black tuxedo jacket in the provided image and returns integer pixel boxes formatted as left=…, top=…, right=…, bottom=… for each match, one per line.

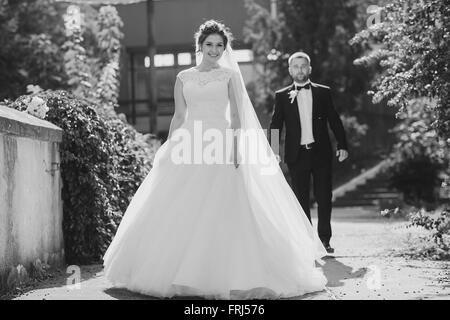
left=269, top=82, right=348, bottom=163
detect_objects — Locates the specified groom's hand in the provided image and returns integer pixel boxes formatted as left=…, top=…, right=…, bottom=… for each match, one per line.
left=336, top=149, right=348, bottom=162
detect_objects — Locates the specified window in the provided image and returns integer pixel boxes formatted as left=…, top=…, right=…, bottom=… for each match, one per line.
left=154, top=54, right=175, bottom=67
left=144, top=56, right=151, bottom=68
left=177, top=52, right=192, bottom=66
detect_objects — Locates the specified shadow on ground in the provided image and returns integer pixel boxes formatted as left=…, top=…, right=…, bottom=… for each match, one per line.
left=102, top=287, right=327, bottom=300
left=320, top=256, right=367, bottom=287
left=103, top=279, right=329, bottom=300
left=104, top=287, right=208, bottom=300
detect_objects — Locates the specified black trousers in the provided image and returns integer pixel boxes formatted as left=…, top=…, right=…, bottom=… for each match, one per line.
left=287, top=146, right=333, bottom=245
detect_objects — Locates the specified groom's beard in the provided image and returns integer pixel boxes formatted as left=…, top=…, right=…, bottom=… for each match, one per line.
left=293, top=73, right=310, bottom=83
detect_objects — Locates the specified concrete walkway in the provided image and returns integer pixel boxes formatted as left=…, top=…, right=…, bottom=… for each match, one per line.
left=12, top=207, right=450, bottom=300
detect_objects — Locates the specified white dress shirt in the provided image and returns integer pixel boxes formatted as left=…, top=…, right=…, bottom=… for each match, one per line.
left=294, top=80, right=314, bottom=145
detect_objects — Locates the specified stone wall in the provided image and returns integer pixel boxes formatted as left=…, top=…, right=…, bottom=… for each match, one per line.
left=0, top=105, right=64, bottom=293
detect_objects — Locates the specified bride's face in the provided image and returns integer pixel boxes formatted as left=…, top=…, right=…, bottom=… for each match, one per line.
left=200, top=34, right=225, bottom=64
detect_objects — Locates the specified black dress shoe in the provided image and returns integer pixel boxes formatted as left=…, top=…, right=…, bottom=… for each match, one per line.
left=323, top=243, right=335, bottom=254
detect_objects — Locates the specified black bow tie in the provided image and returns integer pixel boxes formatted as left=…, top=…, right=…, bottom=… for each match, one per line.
left=295, top=83, right=311, bottom=90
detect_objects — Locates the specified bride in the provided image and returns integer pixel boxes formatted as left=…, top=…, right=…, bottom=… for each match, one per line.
left=103, top=20, right=328, bottom=299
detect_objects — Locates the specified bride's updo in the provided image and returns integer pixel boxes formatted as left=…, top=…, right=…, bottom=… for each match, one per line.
left=194, top=20, right=234, bottom=52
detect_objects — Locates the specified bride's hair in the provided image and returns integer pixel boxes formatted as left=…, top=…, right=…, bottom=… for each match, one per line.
left=194, top=20, right=233, bottom=52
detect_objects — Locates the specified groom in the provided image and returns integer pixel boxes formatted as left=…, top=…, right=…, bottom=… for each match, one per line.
left=269, top=52, right=348, bottom=254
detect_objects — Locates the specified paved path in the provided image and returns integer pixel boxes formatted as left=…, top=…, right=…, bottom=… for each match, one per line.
left=12, top=207, right=450, bottom=300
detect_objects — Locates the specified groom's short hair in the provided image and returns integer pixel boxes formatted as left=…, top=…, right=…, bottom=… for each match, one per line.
left=288, top=52, right=311, bottom=65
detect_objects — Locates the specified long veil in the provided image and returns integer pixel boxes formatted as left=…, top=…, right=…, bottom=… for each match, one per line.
left=198, top=45, right=327, bottom=259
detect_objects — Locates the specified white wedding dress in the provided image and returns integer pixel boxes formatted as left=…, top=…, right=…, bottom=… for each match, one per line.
left=103, top=67, right=327, bottom=299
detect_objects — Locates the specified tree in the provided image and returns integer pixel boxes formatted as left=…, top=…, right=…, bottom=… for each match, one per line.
left=351, top=0, right=450, bottom=140
left=62, top=5, right=93, bottom=99
left=351, top=0, right=450, bottom=199
left=243, top=0, right=288, bottom=111
left=244, top=0, right=372, bottom=115
left=93, top=5, right=123, bottom=112
left=0, top=0, right=67, bottom=100
left=62, top=3, right=124, bottom=117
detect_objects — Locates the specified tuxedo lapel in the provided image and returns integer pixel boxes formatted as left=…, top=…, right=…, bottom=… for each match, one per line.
left=290, top=83, right=301, bottom=129
left=310, top=82, right=319, bottom=118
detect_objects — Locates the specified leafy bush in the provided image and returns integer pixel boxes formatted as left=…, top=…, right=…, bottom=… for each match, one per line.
left=389, top=155, right=443, bottom=207
left=106, top=116, right=157, bottom=214
left=409, top=208, right=450, bottom=245
left=407, top=207, right=450, bottom=260
left=7, top=90, right=156, bottom=264
left=381, top=206, right=450, bottom=260
left=387, top=99, right=449, bottom=207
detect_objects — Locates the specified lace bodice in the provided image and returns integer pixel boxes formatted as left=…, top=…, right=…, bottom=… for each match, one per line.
left=177, top=67, right=234, bottom=123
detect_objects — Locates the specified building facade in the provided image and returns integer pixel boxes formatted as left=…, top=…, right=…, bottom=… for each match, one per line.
left=115, top=0, right=270, bottom=138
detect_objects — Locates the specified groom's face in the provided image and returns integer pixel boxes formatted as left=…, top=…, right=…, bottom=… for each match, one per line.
left=289, top=57, right=311, bottom=83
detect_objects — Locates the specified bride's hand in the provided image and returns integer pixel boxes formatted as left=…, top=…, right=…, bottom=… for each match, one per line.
left=233, top=132, right=239, bottom=169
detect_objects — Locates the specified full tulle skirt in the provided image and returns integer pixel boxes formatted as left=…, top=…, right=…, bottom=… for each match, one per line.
left=103, top=120, right=327, bottom=299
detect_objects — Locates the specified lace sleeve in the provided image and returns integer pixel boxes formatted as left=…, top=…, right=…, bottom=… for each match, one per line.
left=176, top=70, right=187, bottom=84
